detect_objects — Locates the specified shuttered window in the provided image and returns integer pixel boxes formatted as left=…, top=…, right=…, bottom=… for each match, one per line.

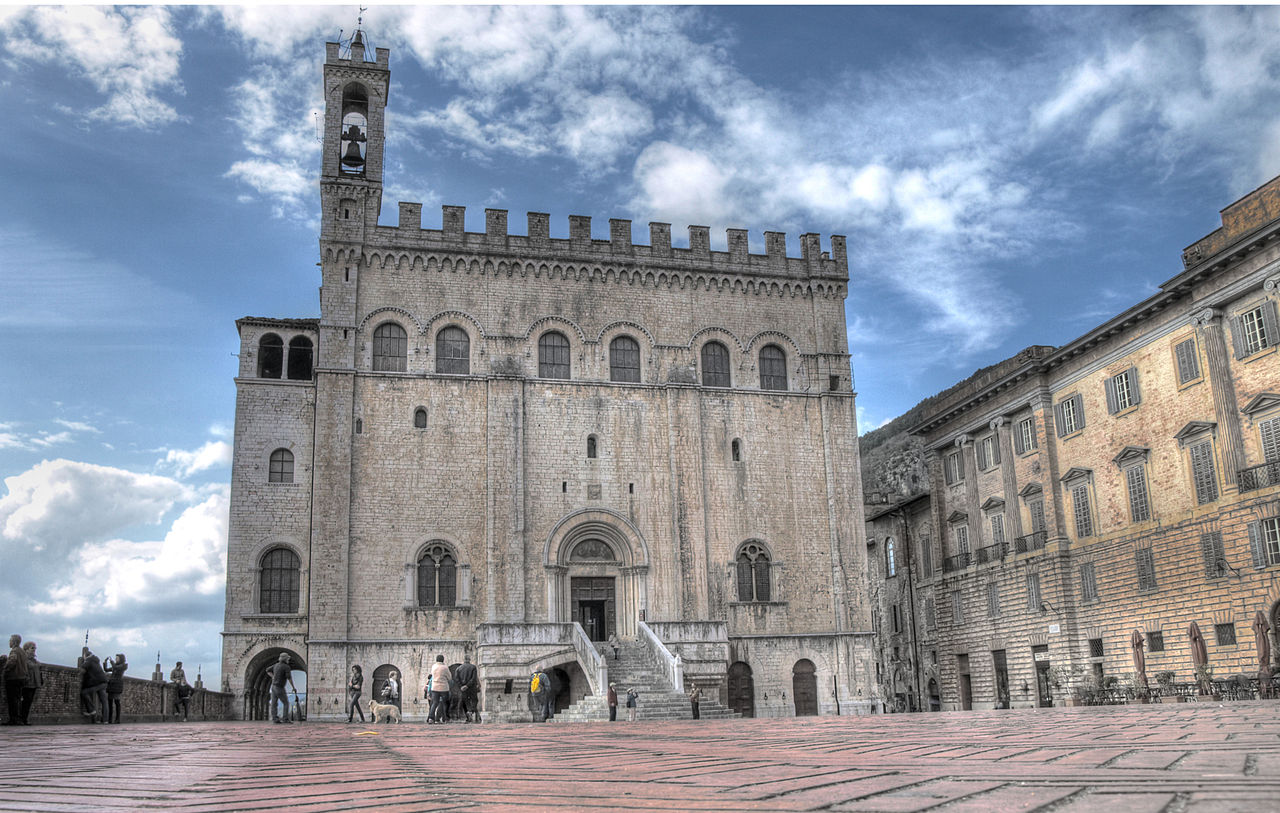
left=759, top=344, right=788, bottom=391
left=1248, top=518, right=1280, bottom=568
left=1260, top=416, right=1280, bottom=463
left=945, top=450, right=964, bottom=485
left=1201, top=531, right=1226, bottom=579
left=1079, top=562, right=1098, bottom=602
left=1105, top=367, right=1140, bottom=413
left=954, top=525, right=970, bottom=555
left=1125, top=465, right=1151, bottom=523
left=952, top=591, right=965, bottom=625
left=701, top=342, right=730, bottom=387
left=1136, top=548, right=1157, bottom=591
left=978, top=435, right=1000, bottom=470
left=1189, top=440, right=1219, bottom=504
left=919, top=539, right=933, bottom=577
left=1231, top=301, right=1279, bottom=358
left=990, top=514, right=1006, bottom=547
left=987, top=582, right=1000, bottom=618
left=1174, top=337, right=1201, bottom=384
left=1055, top=393, right=1085, bottom=436
left=1015, top=416, right=1037, bottom=454
left=373, top=322, right=408, bottom=372
left=1072, top=483, right=1094, bottom=538
left=1026, top=573, right=1041, bottom=611
left=1028, top=499, right=1046, bottom=534
left=609, top=336, right=641, bottom=382
left=435, top=326, right=470, bottom=374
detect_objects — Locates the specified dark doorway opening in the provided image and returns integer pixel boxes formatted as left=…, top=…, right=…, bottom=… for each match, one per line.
left=571, top=577, right=615, bottom=641
left=792, top=659, right=818, bottom=716
left=728, top=661, right=755, bottom=718
left=957, top=653, right=972, bottom=711
left=993, top=650, right=1010, bottom=709
left=1033, top=645, right=1053, bottom=707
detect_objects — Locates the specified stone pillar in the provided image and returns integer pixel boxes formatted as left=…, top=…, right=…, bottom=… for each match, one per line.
left=993, top=417, right=1024, bottom=540
left=1193, top=308, right=1246, bottom=487
left=485, top=378, right=526, bottom=621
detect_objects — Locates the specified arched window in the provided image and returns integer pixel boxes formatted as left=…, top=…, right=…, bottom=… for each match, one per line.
left=435, top=326, right=470, bottom=374
left=259, top=548, right=300, bottom=614
left=587, top=435, right=598, bottom=459
left=413, top=408, right=428, bottom=429
left=417, top=542, right=457, bottom=607
left=609, top=335, right=641, bottom=382
left=258, top=334, right=283, bottom=379
left=759, top=344, right=787, bottom=391
left=731, top=438, right=742, bottom=462
left=701, top=341, right=730, bottom=387
left=736, top=541, right=771, bottom=602
left=886, top=537, right=897, bottom=577
left=373, top=322, right=407, bottom=372
left=538, top=331, right=570, bottom=379
left=269, top=449, right=294, bottom=484
left=287, top=336, right=313, bottom=380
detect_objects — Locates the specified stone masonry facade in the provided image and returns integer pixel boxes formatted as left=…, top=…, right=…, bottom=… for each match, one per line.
left=221, top=33, right=874, bottom=721
left=894, top=177, right=1280, bottom=711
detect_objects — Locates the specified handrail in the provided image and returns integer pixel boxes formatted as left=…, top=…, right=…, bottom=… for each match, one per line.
left=637, top=620, right=684, bottom=690
left=569, top=622, right=608, bottom=697
left=1239, top=460, right=1280, bottom=493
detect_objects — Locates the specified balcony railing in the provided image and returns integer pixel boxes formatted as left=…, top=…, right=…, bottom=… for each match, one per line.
left=942, top=552, right=970, bottom=573
left=1239, top=460, right=1280, bottom=494
left=976, top=542, right=1007, bottom=565
left=1014, top=530, right=1047, bottom=554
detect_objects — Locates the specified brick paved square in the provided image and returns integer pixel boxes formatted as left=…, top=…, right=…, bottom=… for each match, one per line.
left=0, top=704, right=1277, bottom=812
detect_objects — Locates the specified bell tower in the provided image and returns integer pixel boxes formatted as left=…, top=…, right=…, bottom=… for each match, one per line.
left=319, top=27, right=389, bottom=241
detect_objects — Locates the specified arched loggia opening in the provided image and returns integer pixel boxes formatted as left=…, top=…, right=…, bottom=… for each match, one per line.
left=243, top=647, right=307, bottom=721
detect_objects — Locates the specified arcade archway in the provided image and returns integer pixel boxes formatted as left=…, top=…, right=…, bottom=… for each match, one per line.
left=243, top=647, right=307, bottom=721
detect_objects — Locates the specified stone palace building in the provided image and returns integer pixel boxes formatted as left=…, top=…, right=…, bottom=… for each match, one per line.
left=863, top=177, right=1280, bottom=711
left=220, top=32, right=874, bottom=721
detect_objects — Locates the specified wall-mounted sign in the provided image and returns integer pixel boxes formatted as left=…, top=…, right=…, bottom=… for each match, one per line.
left=1048, top=623, right=1061, bottom=634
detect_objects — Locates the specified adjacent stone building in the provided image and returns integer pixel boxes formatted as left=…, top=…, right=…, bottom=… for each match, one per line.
left=220, top=33, right=874, bottom=720
left=899, top=178, right=1280, bottom=710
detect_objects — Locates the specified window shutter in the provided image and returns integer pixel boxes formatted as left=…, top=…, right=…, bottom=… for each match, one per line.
left=1105, top=375, right=1118, bottom=414
left=992, top=434, right=1002, bottom=465
left=1175, top=339, right=1199, bottom=384
left=1200, top=532, right=1221, bottom=579
left=1054, top=401, right=1067, bottom=437
left=1262, top=417, right=1280, bottom=463
left=1128, top=367, right=1141, bottom=406
left=736, top=558, right=753, bottom=601
left=976, top=441, right=988, bottom=471
left=944, top=453, right=955, bottom=485
left=1072, top=393, right=1086, bottom=430
left=1263, top=300, right=1279, bottom=348
left=1014, top=423, right=1026, bottom=454
left=1249, top=521, right=1267, bottom=569
left=1231, top=316, right=1249, bottom=359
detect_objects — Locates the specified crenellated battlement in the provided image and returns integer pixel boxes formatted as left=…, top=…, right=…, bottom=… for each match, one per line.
left=385, top=203, right=848, bottom=281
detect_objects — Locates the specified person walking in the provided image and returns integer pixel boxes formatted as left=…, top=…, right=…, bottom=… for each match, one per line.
left=454, top=656, right=479, bottom=723
left=3, top=634, right=27, bottom=726
left=382, top=670, right=400, bottom=707
left=346, top=665, right=365, bottom=723
left=268, top=653, right=298, bottom=723
left=607, top=682, right=618, bottom=722
left=427, top=655, right=451, bottom=723
left=625, top=687, right=639, bottom=722
left=105, top=652, right=128, bottom=724
left=607, top=634, right=621, bottom=661
left=688, top=684, right=702, bottom=720
left=19, top=641, right=40, bottom=726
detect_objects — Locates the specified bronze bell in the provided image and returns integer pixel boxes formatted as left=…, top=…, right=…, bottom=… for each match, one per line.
left=341, top=141, right=365, bottom=169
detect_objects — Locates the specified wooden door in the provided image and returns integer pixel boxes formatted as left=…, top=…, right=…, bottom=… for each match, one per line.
left=793, top=659, right=818, bottom=716
left=727, top=661, right=755, bottom=718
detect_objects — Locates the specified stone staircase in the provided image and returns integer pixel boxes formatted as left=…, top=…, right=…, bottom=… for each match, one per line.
left=551, top=640, right=737, bottom=722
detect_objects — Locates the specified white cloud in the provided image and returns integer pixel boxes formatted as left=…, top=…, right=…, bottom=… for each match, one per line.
left=0, top=6, right=184, bottom=129
left=54, top=420, right=101, bottom=434
left=0, top=459, right=192, bottom=558
left=161, top=441, right=233, bottom=478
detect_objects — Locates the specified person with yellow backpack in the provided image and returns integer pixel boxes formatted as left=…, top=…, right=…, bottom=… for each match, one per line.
left=530, top=670, right=553, bottom=722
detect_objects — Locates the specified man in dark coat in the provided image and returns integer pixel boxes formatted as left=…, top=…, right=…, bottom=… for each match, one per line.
left=105, top=653, right=127, bottom=724
left=78, top=648, right=108, bottom=723
left=3, top=634, right=27, bottom=726
left=454, top=655, right=479, bottom=723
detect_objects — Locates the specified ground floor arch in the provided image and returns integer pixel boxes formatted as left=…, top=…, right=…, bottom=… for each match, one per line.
left=727, top=661, right=755, bottom=718
left=243, top=647, right=307, bottom=721
left=545, top=509, right=650, bottom=638
left=793, top=659, right=818, bottom=716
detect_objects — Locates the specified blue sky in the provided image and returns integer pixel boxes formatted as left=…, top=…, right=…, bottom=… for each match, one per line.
left=2, top=5, right=1279, bottom=688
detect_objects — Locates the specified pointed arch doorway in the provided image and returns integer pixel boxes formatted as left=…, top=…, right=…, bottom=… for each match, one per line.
left=545, top=509, right=649, bottom=638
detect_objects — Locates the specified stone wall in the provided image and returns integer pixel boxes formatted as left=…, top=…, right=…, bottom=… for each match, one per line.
left=13, top=664, right=232, bottom=724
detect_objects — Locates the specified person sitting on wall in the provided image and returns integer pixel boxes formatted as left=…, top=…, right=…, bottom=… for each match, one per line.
left=104, top=652, right=127, bottom=724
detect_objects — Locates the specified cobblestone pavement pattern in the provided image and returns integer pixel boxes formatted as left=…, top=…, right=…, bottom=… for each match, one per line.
left=1, top=704, right=1278, bottom=812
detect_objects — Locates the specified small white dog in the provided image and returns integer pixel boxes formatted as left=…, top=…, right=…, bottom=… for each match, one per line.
left=369, top=698, right=402, bottom=724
